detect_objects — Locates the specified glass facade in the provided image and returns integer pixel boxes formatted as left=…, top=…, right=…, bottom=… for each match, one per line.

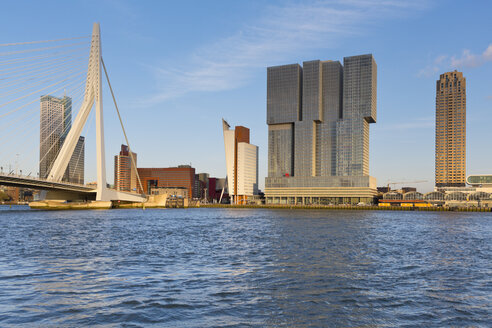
left=266, top=64, right=301, bottom=124
left=267, top=123, right=293, bottom=177
left=467, top=175, right=492, bottom=186
left=40, top=95, right=84, bottom=184
left=337, top=55, right=376, bottom=177
left=266, top=54, right=377, bottom=202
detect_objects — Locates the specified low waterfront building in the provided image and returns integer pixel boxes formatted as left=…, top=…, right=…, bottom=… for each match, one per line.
left=137, top=165, right=195, bottom=198
left=149, top=186, right=188, bottom=199
left=379, top=176, right=492, bottom=208
left=193, top=173, right=209, bottom=200
left=208, top=177, right=229, bottom=203
left=0, top=186, right=34, bottom=203
left=433, top=175, right=492, bottom=208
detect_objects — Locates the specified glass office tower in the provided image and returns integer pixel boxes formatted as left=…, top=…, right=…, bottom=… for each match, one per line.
left=265, top=54, right=377, bottom=205
left=40, top=95, right=84, bottom=184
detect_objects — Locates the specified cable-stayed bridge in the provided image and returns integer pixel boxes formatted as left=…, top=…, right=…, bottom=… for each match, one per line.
left=0, top=23, right=146, bottom=205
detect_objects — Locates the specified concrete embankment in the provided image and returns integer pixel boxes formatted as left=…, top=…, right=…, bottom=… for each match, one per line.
left=199, top=204, right=492, bottom=212
left=28, top=194, right=183, bottom=210
left=26, top=201, right=491, bottom=212
left=29, top=201, right=112, bottom=210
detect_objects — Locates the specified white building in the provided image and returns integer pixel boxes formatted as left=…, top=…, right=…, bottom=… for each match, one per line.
left=222, top=119, right=258, bottom=204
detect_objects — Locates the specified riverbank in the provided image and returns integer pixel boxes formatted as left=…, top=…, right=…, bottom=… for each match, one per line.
left=14, top=202, right=492, bottom=212
left=199, top=204, right=492, bottom=212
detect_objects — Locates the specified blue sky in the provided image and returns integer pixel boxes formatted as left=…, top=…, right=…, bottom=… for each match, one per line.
left=1, top=0, right=491, bottom=192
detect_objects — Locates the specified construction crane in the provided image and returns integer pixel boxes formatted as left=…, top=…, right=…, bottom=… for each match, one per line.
left=386, top=180, right=427, bottom=192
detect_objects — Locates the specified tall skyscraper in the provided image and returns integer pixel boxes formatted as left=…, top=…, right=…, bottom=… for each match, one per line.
left=265, top=54, right=377, bottom=205
left=39, top=95, right=84, bottom=183
left=222, top=120, right=259, bottom=204
left=114, top=144, right=137, bottom=191
left=435, top=71, right=466, bottom=187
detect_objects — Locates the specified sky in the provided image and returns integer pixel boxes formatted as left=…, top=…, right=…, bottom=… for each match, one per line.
left=0, top=0, right=491, bottom=193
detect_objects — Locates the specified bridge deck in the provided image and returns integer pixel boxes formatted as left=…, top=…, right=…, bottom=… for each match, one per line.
left=0, top=174, right=95, bottom=193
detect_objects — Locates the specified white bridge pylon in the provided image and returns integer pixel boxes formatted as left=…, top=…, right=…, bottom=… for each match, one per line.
left=48, top=23, right=144, bottom=203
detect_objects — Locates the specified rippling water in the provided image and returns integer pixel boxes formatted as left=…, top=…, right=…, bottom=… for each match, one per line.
left=0, top=206, right=490, bottom=327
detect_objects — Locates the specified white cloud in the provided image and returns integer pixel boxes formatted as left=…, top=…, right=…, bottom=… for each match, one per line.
left=450, top=49, right=481, bottom=68
left=482, top=44, right=492, bottom=61
left=417, top=55, right=448, bottom=77
left=144, top=0, right=429, bottom=104
left=421, top=44, right=492, bottom=76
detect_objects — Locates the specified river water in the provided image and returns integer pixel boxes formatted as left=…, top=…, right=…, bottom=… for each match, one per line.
left=0, top=206, right=490, bottom=327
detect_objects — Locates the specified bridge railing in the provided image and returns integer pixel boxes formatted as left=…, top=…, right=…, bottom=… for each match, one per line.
left=0, top=172, right=147, bottom=196
left=0, top=172, right=92, bottom=188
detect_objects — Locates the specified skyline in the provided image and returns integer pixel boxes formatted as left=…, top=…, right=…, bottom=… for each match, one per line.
left=1, top=1, right=491, bottom=192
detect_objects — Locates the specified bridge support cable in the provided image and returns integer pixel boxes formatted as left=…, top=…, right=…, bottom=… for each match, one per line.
left=0, top=39, right=89, bottom=173
left=0, top=36, right=90, bottom=48
left=101, top=57, right=145, bottom=196
left=0, top=75, right=86, bottom=140
left=0, top=69, right=86, bottom=112
left=0, top=77, right=82, bottom=145
left=0, top=41, right=91, bottom=58
left=0, top=64, right=86, bottom=103
left=0, top=50, right=87, bottom=175
left=0, top=62, right=86, bottom=93
left=0, top=53, right=86, bottom=80
left=0, top=47, right=89, bottom=67
left=0, top=77, right=86, bottom=138
left=0, top=79, right=87, bottom=174
left=0, top=70, right=86, bottom=121
left=11, top=85, right=88, bottom=181
left=0, top=24, right=147, bottom=203
left=37, top=88, right=88, bottom=175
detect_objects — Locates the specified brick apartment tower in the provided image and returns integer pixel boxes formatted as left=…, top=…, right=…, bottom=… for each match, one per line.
left=435, top=71, right=466, bottom=187
left=114, top=144, right=137, bottom=191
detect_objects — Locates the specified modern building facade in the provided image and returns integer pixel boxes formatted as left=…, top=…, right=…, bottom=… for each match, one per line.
left=136, top=165, right=195, bottom=198
left=265, top=54, right=377, bottom=205
left=114, top=144, right=138, bottom=192
left=222, top=120, right=259, bottom=204
left=68, top=136, right=85, bottom=184
left=435, top=71, right=466, bottom=187
left=193, top=173, right=209, bottom=200
left=40, top=95, right=84, bottom=184
left=208, top=177, right=229, bottom=202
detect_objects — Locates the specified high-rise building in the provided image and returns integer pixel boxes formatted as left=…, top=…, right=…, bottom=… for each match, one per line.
left=265, top=54, right=377, bottom=205
left=39, top=95, right=84, bottom=183
left=114, top=144, right=138, bottom=191
left=435, top=71, right=466, bottom=187
left=222, top=120, right=259, bottom=204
